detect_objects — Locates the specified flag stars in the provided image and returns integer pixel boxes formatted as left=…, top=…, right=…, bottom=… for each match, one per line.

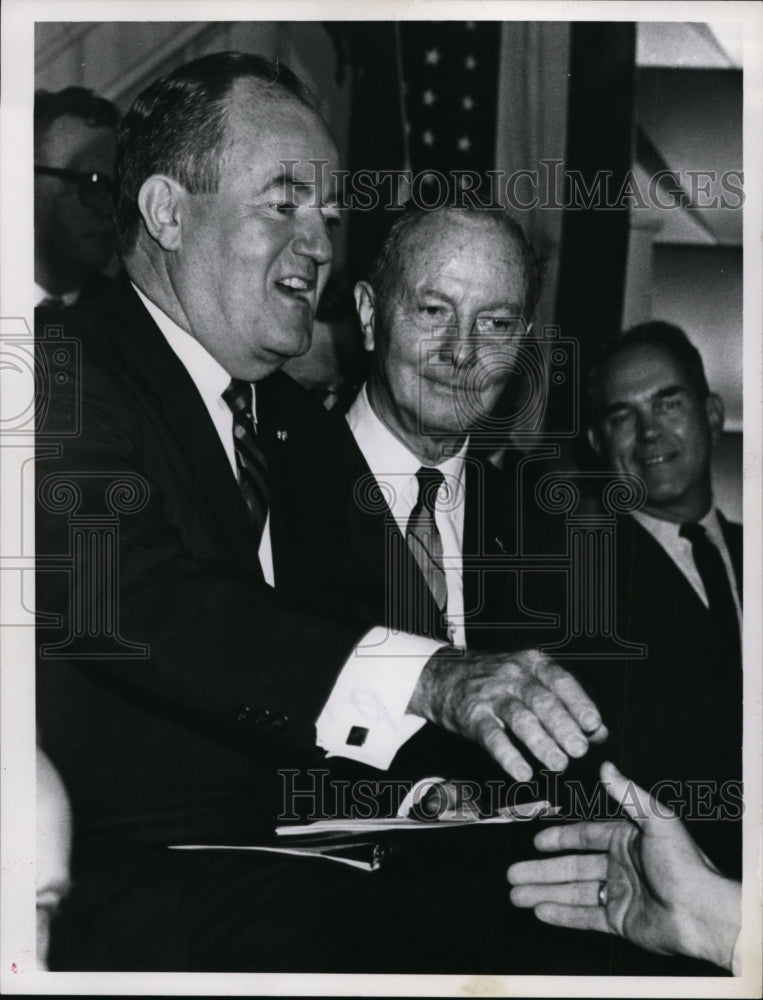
left=465, top=55, right=477, bottom=70
left=462, top=95, right=475, bottom=111
left=457, top=136, right=472, bottom=152
left=422, top=89, right=436, bottom=106
left=422, top=130, right=435, bottom=146
left=424, top=47, right=442, bottom=66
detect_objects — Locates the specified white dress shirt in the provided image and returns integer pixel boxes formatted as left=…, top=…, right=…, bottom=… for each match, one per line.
left=133, top=285, right=442, bottom=769
left=133, top=284, right=276, bottom=581
left=632, top=505, right=741, bottom=625
left=345, top=384, right=469, bottom=647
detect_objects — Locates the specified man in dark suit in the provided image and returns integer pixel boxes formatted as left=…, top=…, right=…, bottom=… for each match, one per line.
left=35, top=53, right=606, bottom=972
left=315, top=206, right=566, bottom=780
left=507, top=323, right=743, bottom=975
left=290, top=205, right=596, bottom=973
left=581, top=322, right=742, bottom=877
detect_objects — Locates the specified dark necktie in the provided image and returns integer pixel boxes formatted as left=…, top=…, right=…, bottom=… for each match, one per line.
left=406, top=467, right=448, bottom=615
left=679, top=522, right=740, bottom=651
left=222, top=378, right=269, bottom=542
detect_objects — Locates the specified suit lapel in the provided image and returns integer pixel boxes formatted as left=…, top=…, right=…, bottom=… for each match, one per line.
left=620, top=515, right=716, bottom=625
left=338, top=420, right=446, bottom=639
left=462, top=452, right=520, bottom=645
left=108, top=279, right=262, bottom=572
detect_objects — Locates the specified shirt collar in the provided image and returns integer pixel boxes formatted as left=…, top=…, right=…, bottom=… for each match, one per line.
left=633, top=500, right=720, bottom=543
left=346, top=383, right=468, bottom=484
left=132, top=282, right=232, bottom=404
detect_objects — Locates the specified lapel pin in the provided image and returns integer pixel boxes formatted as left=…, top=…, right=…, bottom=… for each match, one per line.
left=276, top=430, right=288, bottom=442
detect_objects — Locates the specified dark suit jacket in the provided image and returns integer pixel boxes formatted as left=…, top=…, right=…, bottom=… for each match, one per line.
left=553, top=511, right=743, bottom=881
left=304, top=418, right=550, bottom=788
left=36, top=277, right=366, bottom=860
left=33, top=282, right=562, bottom=974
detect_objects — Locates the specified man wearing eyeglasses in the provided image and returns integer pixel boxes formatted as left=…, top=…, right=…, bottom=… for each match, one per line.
left=34, top=87, right=119, bottom=308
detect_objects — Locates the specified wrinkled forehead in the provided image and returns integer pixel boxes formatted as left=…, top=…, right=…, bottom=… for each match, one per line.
left=395, top=211, right=529, bottom=297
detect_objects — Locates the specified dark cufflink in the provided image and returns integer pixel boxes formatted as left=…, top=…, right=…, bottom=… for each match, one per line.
left=346, top=726, right=369, bottom=747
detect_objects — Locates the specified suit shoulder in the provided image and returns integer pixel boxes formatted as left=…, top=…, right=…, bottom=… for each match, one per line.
left=259, top=370, right=338, bottom=433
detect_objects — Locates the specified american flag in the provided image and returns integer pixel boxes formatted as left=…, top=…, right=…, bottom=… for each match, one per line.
left=399, top=21, right=501, bottom=183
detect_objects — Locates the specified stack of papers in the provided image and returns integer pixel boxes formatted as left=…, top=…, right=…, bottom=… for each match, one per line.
left=169, top=800, right=556, bottom=872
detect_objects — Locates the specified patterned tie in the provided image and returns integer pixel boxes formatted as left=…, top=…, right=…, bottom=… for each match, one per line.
left=679, top=522, right=740, bottom=651
left=406, top=467, right=448, bottom=617
left=222, top=378, right=269, bottom=542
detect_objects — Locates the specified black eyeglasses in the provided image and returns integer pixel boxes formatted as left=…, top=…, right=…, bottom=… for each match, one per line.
left=34, top=165, right=114, bottom=212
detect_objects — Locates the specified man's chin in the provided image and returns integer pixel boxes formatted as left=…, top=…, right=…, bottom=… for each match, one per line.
left=262, top=331, right=313, bottom=370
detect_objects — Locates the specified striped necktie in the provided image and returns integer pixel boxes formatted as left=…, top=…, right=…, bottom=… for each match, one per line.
left=222, top=378, right=269, bottom=542
left=406, top=467, right=448, bottom=617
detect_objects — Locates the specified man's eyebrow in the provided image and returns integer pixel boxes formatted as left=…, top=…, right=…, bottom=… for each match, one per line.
left=257, top=175, right=338, bottom=204
left=603, top=384, right=685, bottom=416
left=603, top=400, right=630, bottom=416
left=652, top=384, right=684, bottom=399
left=476, top=300, right=526, bottom=314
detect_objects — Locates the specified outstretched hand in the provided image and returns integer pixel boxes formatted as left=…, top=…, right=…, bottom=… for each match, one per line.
left=506, top=761, right=741, bottom=970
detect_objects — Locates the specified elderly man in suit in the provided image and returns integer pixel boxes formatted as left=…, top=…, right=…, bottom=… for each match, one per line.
left=35, top=53, right=606, bottom=972
left=296, top=205, right=618, bottom=974
left=315, top=206, right=574, bottom=786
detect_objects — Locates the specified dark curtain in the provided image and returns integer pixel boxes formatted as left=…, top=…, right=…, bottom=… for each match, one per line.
left=552, top=22, right=637, bottom=451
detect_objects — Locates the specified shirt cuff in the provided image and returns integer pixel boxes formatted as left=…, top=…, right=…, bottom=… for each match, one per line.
left=315, top=627, right=443, bottom=770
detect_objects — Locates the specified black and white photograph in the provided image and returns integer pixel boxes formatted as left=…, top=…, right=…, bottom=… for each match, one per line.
left=0, top=1, right=761, bottom=994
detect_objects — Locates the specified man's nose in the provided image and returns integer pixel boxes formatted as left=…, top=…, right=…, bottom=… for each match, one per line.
left=636, top=409, right=660, bottom=441
left=292, top=210, right=333, bottom=265
left=450, top=329, right=483, bottom=368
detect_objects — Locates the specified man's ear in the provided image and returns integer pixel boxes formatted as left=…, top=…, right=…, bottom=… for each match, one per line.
left=137, top=175, right=186, bottom=252
left=705, top=392, right=725, bottom=443
left=353, top=281, right=377, bottom=353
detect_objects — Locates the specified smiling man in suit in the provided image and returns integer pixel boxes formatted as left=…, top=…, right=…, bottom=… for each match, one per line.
left=330, top=206, right=557, bottom=703
left=35, top=54, right=606, bottom=972
left=504, top=323, right=744, bottom=976
left=581, top=321, right=742, bottom=881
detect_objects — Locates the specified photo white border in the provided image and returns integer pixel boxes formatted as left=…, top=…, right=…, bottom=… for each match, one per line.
left=1, top=1, right=761, bottom=995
